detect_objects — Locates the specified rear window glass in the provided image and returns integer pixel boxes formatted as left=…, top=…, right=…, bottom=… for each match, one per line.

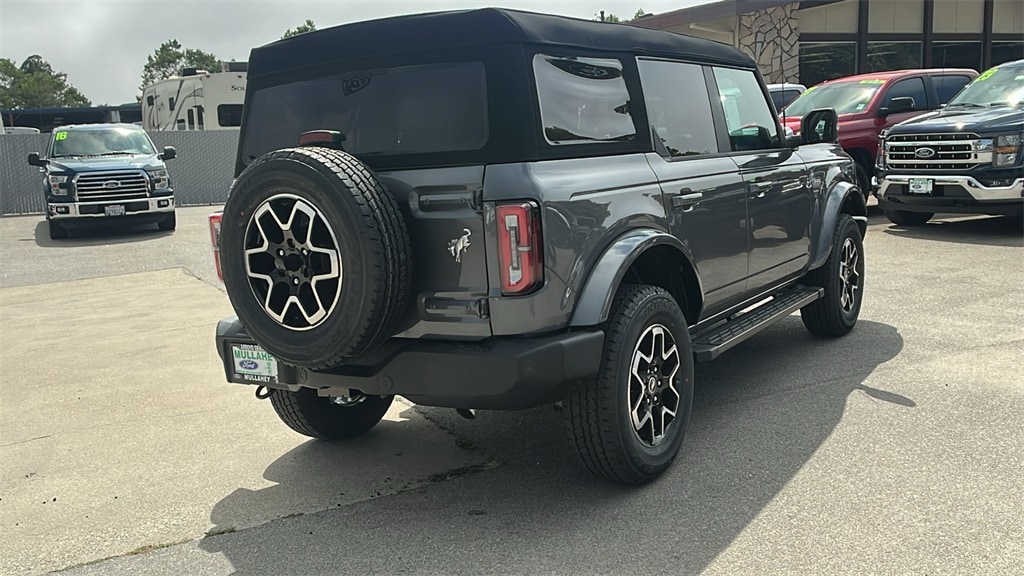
left=533, top=54, right=636, bottom=145
left=240, top=62, right=488, bottom=163
left=217, top=104, right=243, bottom=127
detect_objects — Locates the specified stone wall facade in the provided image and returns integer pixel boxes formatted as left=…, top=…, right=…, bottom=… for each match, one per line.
left=737, top=3, right=800, bottom=84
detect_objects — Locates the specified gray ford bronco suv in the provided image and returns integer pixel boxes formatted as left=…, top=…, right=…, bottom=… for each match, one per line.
left=212, top=8, right=868, bottom=485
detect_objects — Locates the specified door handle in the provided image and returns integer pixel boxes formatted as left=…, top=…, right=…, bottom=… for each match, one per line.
left=671, top=192, right=704, bottom=211
left=749, top=181, right=773, bottom=198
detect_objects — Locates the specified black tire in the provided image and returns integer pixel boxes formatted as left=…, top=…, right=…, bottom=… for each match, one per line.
left=884, top=208, right=932, bottom=226
left=158, top=212, right=176, bottom=231
left=801, top=214, right=864, bottom=337
left=855, top=163, right=870, bottom=197
left=564, top=285, right=694, bottom=485
left=269, top=388, right=394, bottom=440
left=219, top=146, right=411, bottom=369
left=48, top=219, right=67, bottom=240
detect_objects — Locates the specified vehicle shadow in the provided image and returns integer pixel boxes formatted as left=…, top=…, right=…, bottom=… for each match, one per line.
left=880, top=214, right=1023, bottom=247
left=200, top=319, right=906, bottom=575
left=32, top=219, right=173, bottom=247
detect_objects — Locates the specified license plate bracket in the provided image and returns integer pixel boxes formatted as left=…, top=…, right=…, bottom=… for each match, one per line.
left=907, top=178, right=933, bottom=195
left=227, top=342, right=279, bottom=384
left=105, top=204, right=126, bottom=216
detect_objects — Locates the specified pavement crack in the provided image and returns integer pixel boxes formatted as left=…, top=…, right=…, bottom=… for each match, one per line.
left=0, top=434, right=52, bottom=448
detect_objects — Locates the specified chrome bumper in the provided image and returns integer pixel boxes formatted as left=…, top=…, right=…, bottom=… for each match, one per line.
left=47, top=196, right=175, bottom=219
left=878, top=176, right=1024, bottom=202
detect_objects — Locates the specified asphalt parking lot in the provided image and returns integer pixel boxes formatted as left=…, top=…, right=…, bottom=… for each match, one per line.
left=1, top=205, right=1022, bottom=575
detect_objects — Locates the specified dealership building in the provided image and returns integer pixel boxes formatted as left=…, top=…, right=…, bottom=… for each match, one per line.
left=631, top=0, right=1024, bottom=87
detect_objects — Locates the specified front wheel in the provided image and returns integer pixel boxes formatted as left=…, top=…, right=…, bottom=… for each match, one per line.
left=800, top=214, right=864, bottom=337
left=269, top=388, right=393, bottom=440
left=564, top=285, right=694, bottom=485
left=884, top=209, right=932, bottom=226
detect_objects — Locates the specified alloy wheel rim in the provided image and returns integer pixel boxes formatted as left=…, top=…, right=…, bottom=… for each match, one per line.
left=629, top=323, right=682, bottom=447
left=838, top=237, right=860, bottom=314
left=243, top=194, right=343, bottom=331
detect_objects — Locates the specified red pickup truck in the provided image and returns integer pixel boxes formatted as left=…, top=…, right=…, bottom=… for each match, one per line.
left=781, top=68, right=978, bottom=196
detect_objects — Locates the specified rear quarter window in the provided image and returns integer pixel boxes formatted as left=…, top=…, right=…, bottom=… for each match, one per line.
left=533, top=54, right=637, bottom=145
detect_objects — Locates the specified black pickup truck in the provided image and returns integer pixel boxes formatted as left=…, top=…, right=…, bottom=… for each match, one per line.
left=876, top=58, right=1024, bottom=225
left=209, top=8, right=868, bottom=484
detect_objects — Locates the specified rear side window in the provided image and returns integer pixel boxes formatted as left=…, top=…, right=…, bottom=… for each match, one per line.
left=933, top=75, right=972, bottom=104
left=241, top=62, right=488, bottom=163
left=637, top=59, right=718, bottom=158
left=883, top=77, right=928, bottom=110
left=533, top=54, right=636, bottom=145
left=712, top=67, right=781, bottom=151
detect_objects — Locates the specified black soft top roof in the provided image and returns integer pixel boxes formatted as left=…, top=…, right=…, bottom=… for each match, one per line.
left=247, top=8, right=755, bottom=78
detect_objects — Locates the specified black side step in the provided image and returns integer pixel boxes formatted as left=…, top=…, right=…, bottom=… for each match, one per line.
left=691, top=286, right=823, bottom=362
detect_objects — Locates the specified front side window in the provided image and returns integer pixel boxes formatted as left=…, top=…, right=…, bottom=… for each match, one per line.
left=712, top=67, right=780, bottom=152
left=533, top=54, right=636, bottom=145
left=637, top=59, right=718, bottom=158
left=241, top=61, right=488, bottom=163
left=882, top=77, right=928, bottom=111
left=50, top=126, right=156, bottom=157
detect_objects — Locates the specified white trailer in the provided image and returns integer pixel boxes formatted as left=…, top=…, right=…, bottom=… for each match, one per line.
left=142, top=64, right=246, bottom=131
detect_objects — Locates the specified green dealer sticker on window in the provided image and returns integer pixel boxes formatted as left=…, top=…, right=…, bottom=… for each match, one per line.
left=975, top=68, right=997, bottom=82
left=54, top=131, right=68, bottom=140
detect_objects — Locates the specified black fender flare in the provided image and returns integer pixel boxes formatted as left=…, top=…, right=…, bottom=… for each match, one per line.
left=569, top=228, right=702, bottom=327
left=810, top=180, right=868, bottom=270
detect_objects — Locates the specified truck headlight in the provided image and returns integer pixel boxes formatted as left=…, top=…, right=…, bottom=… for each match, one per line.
left=147, top=168, right=169, bottom=189
left=48, top=174, right=68, bottom=196
left=994, top=134, right=1021, bottom=167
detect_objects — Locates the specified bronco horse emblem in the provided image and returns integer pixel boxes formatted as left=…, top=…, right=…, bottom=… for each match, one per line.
left=448, top=228, right=472, bottom=263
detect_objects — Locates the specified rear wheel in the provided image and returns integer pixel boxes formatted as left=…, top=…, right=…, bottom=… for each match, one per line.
left=48, top=219, right=67, bottom=240
left=884, top=209, right=932, bottom=226
left=564, top=285, right=694, bottom=485
left=269, top=388, right=393, bottom=440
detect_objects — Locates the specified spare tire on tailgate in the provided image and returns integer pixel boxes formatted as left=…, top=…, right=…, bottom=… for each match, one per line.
left=219, top=146, right=411, bottom=369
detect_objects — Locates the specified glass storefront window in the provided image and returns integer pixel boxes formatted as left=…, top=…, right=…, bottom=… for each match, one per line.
left=799, top=42, right=856, bottom=87
left=931, top=42, right=982, bottom=70
left=991, top=42, right=1024, bottom=66
left=866, top=42, right=922, bottom=72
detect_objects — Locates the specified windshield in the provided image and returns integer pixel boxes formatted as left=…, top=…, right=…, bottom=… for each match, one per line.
left=51, top=126, right=156, bottom=157
left=946, top=64, right=1024, bottom=108
left=782, top=80, right=884, bottom=116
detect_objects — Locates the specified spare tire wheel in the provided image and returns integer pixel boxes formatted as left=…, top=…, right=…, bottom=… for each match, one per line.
left=219, top=146, right=411, bottom=369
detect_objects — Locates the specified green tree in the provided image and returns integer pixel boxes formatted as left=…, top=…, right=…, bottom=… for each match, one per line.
left=634, top=8, right=646, bottom=19
left=282, top=19, right=317, bottom=39
left=595, top=11, right=623, bottom=22
left=139, top=39, right=220, bottom=93
left=0, top=55, right=91, bottom=109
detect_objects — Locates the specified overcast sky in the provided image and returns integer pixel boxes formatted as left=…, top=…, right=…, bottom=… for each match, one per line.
left=0, top=0, right=714, bottom=106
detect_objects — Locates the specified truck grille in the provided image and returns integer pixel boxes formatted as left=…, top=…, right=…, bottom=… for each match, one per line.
left=74, top=171, right=150, bottom=202
left=885, top=133, right=988, bottom=170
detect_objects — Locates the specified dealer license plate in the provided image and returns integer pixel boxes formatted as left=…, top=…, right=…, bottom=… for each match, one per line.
left=907, top=178, right=933, bottom=195
left=105, top=204, right=126, bottom=216
left=229, top=343, right=278, bottom=384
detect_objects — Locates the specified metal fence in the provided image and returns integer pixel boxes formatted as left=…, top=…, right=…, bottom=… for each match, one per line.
left=0, top=130, right=239, bottom=216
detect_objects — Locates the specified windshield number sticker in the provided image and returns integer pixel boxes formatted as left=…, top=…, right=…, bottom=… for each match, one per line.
left=859, top=79, right=885, bottom=84
left=976, top=68, right=997, bottom=82
left=55, top=131, right=68, bottom=140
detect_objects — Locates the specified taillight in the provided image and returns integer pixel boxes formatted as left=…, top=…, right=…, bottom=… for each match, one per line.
left=208, top=211, right=224, bottom=282
left=496, top=201, right=543, bottom=295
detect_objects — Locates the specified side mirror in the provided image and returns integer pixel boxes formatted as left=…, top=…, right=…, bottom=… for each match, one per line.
left=878, top=96, right=915, bottom=116
left=27, top=152, right=47, bottom=167
left=800, top=108, right=838, bottom=145
left=160, top=146, right=176, bottom=161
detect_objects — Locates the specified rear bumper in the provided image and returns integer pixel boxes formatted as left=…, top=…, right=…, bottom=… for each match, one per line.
left=878, top=175, right=1024, bottom=215
left=215, top=317, right=604, bottom=410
